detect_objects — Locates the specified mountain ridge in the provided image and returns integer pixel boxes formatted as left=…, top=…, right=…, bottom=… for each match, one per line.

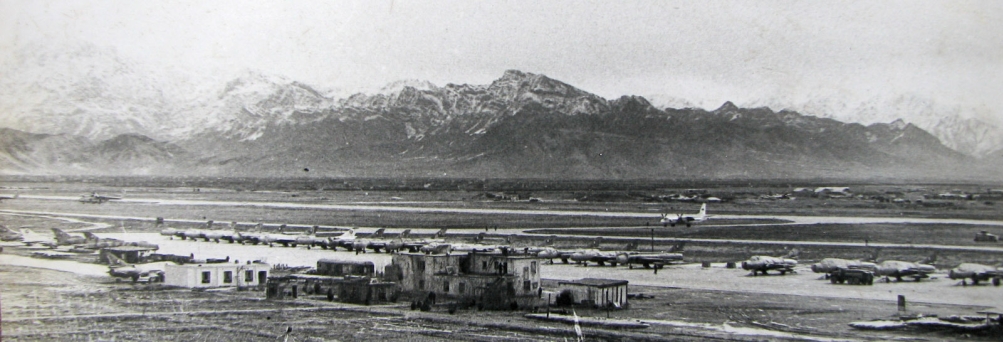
left=1, top=65, right=999, bottom=180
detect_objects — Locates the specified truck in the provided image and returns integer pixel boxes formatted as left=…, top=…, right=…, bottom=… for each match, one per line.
left=829, top=268, right=874, bottom=285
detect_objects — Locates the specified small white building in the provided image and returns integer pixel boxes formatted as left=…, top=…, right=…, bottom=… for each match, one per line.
left=164, top=262, right=270, bottom=288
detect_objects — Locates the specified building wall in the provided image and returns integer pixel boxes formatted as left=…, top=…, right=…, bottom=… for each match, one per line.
left=392, top=253, right=544, bottom=307
left=392, top=253, right=465, bottom=294
left=316, top=260, right=375, bottom=277
left=164, top=263, right=269, bottom=288
left=466, top=254, right=541, bottom=296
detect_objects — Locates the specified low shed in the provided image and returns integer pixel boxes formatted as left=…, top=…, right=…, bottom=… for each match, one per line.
left=556, top=278, right=629, bottom=308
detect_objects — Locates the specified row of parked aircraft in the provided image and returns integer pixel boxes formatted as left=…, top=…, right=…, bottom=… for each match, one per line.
left=807, top=253, right=1001, bottom=286
left=7, top=226, right=157, bottom=250
left=157, top=221, right=691, bottom=269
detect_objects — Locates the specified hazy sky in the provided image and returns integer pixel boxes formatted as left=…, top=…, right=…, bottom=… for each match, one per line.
left=2, top=0, right=1001, bottom=124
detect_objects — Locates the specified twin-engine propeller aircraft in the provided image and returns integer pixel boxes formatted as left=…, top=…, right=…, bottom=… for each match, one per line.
left=659, top=203, right=708, bottom=227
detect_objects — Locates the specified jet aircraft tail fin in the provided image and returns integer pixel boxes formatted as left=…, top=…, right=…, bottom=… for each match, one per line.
left=52, top=228, right=72, bottom=242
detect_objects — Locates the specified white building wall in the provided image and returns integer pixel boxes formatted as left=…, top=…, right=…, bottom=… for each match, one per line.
left=165, top=263, right=269, bottom=288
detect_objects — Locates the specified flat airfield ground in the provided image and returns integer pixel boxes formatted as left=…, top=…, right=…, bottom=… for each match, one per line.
left=3, top=180, right=1003, bottom=341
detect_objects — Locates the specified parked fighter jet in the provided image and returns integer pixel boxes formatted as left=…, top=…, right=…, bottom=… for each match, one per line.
left=874, top=260, right=937, bottom=282
left=326, top=228, right=358, bottom=251
left=418, top=231, right=513, bottom=255
left=0, top=226, right=22, bottom=241
left=810, top=258, right=878, bottom=274
left=261, top=224, right=301, bottom=247
left=236, top=223, right=268, bottom=245
left=295, top=226, right=332, bottom=249
left=19, top=229, right=57, bottom=248
left=204, top=221, right=241, bottom=243
left=79, top=232, right=158, bottom=250
left=616, top=242, right=686, bottom=269
left=386, top=228, right=448, bottom=253
left=52, top=228, right=87, bottom=245
left=106, top=253, right=171, bottom=283
left=874, top=251, right=934, bottom=280
left=948, top=263, right=1001, bottom=286
left=352, top=229, right=411, bottom=253
left=181, top=220, right=214, bottom=241
left=659, top=203, right=708, bottom=227
left=742, top=254, right=798, bottom=276
left=79, top=191, right=123, bottom=204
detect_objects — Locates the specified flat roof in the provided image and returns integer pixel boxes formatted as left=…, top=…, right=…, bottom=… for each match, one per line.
left=103, top=246, right=158, bottom=252
left=317, top=259, right=374, bottom=265
left=558, top=278, right=629, bottom=287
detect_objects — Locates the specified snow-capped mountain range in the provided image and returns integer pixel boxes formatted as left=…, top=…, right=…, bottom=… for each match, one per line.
left=0, top=44, right=1000, bottom=179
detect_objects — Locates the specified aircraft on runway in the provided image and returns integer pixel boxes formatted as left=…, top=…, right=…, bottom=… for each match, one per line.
left=616, top=242, right=686, bottom=269
left=948, top=263, right=1001, bottom=286
left=106, top=253, right=171, bottom=283
left=741, top=253, right=799, bottom=276
left=0, top=191, right=19, bottom=202
left=52, top=228, right=87, bottom=245
left=79, top=192, right=123, bottom=204
left=19, top=228, right=57, bottom=248
left=659, top=203, right=708, bottom=227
